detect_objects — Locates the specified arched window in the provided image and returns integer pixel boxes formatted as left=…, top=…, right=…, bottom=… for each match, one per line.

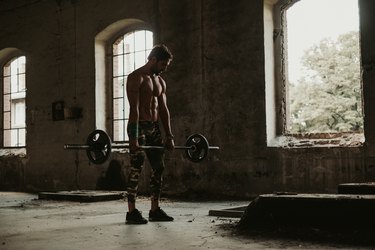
left=112, top=30, right=153, bottom=141
left=2, top=56, right=26, bottom=147
left=95, top=19, right=153, bottom=141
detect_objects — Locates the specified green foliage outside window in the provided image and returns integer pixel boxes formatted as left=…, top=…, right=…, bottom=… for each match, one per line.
left=289, top=31, right=363, bottom=134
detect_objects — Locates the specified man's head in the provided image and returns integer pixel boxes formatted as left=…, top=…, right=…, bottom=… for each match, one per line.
left=148, top=44, right=173, bottom=61
left=148, top=44, right=173, bottom=75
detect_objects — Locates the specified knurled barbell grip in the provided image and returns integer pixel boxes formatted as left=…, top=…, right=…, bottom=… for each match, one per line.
left=111, top=145, right=194, bottom=150
left=64, top=144, right=90, bottom=150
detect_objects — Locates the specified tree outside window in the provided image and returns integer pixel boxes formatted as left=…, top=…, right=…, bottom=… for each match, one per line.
left=285, top=0, right=363, bottom=135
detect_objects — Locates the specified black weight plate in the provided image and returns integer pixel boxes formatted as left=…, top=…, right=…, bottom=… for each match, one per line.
left=185, top=134, right=209, bottom=162
left=86, top=130, right=112, bottom=165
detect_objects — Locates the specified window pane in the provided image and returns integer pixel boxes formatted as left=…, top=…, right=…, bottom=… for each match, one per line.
left=12, top=99, right=25, bottom=127
left=123, top=33, right=134, bottom=53
left=3, top=64, right=10, bottom=76
left=3, top=130, right=11, bottom=147
left=124, top=53, right=134, bottom=75
left=113, top=77, right=124, bottom=98
left=113, top=120, right=124, bottom=141
left=18, top=56, right=26, bottom=74
left=19, top=74, right=26, bottom=92
left=17, top=128, right=26, bottom=147
left=134, top=51, right=146, bottom=69
left=113, top=55, right=124, bottom=77
left=3, top=94, right=10, bottom=111
left=134, top=31, right=146, bottom=51
left=10, top=74, right=17, bottom=93
left=11, top=129, right=18, bottom=147
left=113, top=98, right=124, bottom=120
left=3, top=112, right=10, bottom=129
left=3, top=77, right=10, bottom=94
left=10, top=60, right=17, bottom=75
left=113, top=36, right=124, bottom=55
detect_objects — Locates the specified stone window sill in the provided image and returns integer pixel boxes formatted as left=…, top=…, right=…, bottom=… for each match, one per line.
left=0, top=148, right=27, bottom=157
left=268, top=133, right=364, bottom=148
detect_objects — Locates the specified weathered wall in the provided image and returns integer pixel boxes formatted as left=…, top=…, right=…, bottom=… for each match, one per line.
left=0, top=0, right=375, bottom=198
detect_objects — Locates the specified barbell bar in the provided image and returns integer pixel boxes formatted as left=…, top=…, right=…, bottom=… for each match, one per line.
left=64, top=129, right=219, bottom=164
left=64, top=144, right=198, bottom=150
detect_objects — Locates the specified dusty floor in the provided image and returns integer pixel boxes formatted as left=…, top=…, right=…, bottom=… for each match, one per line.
left=0, top=192, right=372, bottom=250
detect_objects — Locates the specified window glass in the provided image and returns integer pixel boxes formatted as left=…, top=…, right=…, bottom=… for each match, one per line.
left=285, top=0, right=362, bottom=134
left=3, top=56, right=26, bottom=147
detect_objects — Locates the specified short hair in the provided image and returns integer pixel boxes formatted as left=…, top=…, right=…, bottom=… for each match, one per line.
left=147, top=44, right=173, bottom=61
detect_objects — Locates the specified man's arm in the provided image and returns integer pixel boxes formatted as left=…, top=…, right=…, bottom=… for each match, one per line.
left=126, top=73, right=142, bottom=150
left=158, top=77, right=174, bottom=150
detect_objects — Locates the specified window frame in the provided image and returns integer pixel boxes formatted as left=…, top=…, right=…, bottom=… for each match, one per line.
left=0, top=52, right=27, bottom=149
left=264, top=0, right=365, bottom=148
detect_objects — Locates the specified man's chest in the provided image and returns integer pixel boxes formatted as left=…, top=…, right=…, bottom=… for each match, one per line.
left=140, top=76, right=162, bottom=97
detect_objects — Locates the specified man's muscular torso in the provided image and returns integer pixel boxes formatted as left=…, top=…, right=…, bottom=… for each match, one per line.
left=132, top=70, right=166, bottom=122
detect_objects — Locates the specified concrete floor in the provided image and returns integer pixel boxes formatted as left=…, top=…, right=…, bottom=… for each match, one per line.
left=0, top=192, right=372, bottom=250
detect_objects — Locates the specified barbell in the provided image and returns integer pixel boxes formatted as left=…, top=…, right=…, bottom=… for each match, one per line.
left=64, top=129, right=219, bottom=164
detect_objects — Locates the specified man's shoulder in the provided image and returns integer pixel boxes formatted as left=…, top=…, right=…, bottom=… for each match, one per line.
left=128, top=70, right=144, bottom=82
left=129, top=69, right=141, bottom=77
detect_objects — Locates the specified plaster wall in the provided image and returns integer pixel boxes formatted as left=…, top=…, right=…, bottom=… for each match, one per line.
left=0, top=0, right=375, bottom=198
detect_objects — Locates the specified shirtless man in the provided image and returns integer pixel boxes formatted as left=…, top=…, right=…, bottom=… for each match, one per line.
left=125, top=45, right=175, bottom=224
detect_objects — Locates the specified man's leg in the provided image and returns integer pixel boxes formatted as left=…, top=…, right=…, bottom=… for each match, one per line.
left=127, top=150, right=145, bottom=207
left=126, top=150, right=148, bottom=224
left=147, top=148, right=165, bottom=210
left=146, top=148, right=174, bottom=221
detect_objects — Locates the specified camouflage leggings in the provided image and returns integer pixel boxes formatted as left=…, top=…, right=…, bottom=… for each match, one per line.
left=127, top=121, right=165, bottom=203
